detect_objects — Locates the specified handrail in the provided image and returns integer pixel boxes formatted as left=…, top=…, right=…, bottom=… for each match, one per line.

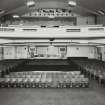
left=0, top=26, right=105, bottom=33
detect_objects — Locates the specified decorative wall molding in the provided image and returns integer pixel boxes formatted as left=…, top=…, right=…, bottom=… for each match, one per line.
left=22, top=8, right=76, bottom=18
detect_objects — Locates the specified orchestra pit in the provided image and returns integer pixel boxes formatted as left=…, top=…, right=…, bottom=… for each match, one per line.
left=0, top=0, right=105, bottom=105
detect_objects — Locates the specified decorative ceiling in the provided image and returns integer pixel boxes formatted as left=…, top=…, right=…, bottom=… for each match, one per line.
left=0, top=0, right=105, bottom=17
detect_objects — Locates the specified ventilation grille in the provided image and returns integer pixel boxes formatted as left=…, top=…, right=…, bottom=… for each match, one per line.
left=88, top=28, right=104, bottom=31
left=0, top=28, right=15, bottom=32
left=22, top=29, right=37, bottom=31
left=66, top=29, right=81, bottom=32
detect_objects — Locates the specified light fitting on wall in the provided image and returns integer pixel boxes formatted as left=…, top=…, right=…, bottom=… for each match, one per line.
left=49, top=38, right=55, bottom=42
left=48, top=15, right=55, bottom=18
left=48, top=38, right=55, bottom=46
left=68, top=0, right=77, bottom=7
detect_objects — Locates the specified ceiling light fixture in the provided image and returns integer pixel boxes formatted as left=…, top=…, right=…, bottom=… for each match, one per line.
left=0, top=10, right=5, bottom=15
left=68, top=0, right=77, bottom=7
left=98, top=10, right=105, bottom=15
left=97, top=45, right=105, bottom=48
left=13, top=15, right=20, bottom=18
left=26, top=1, right=35, bottom=7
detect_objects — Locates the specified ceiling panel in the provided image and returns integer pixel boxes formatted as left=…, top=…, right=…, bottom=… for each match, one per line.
left=0, top=0, right=104, bottom=16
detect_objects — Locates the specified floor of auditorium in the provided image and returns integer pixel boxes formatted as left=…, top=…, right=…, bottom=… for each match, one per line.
left=0, top=80, right=105, bottom=105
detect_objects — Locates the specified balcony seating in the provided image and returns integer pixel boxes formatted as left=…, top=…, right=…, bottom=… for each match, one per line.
left=0, top=71, right=89, bottom=88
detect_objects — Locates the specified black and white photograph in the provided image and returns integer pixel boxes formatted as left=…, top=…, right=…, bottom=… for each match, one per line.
left=0, top=0, right=105, bottom=105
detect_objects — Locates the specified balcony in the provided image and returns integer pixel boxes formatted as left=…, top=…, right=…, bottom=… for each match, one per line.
left=0, top=25, right=105, bottom=39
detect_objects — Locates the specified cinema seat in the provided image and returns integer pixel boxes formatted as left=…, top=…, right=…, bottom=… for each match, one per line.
left=72, top=59, right=105, bottom=86
left=0, top=70, right=89, bottom=88
left=17, top=78, right=24, bottom=88
left=0, top=78, right=5, bottom=88
left=5, top=78, right=11, bottom=87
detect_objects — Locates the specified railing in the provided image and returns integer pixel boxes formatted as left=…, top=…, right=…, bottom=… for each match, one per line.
left=0, top=26, right=105, bottom=32
left=0, top=26, right=105, bottom=38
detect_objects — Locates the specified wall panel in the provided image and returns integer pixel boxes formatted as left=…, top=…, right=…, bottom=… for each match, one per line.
left=16, top=46, right=28, bottom=59
left=3, top=46, right=15, bottom=59
left=67, top=46, right=97, bottom=59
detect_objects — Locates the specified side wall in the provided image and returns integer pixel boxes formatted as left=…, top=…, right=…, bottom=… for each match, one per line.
left=4, top=16, right=95, bottom=26
left=97, top=16, right=105, bottom=26
left=77, top=16, right=95, bottom=25
left=67, top=46, right=98, bottom=59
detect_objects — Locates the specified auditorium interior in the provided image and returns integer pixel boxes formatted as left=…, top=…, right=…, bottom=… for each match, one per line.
left=0, top=0, right=105, bottom=105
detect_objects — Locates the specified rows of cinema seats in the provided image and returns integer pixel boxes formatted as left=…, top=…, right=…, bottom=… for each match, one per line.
left=71, top=58, right=105, bottom=85
left=27, top=59, right=69, bottom=66
left=0, top=59, right=25, bottom=77
left=14, top=59, right=78, bottom=72
left=0, top=71, right=89, bottom=88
